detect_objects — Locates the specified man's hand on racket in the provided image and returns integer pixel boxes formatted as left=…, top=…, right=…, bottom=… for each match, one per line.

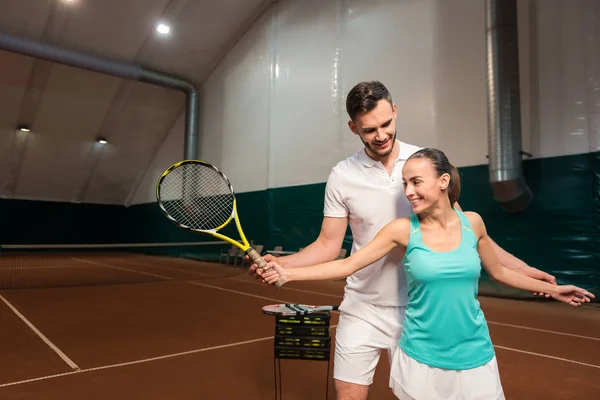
left=261, top=261, right=289, bottom=286
left=550, top=285, right=595, bottom=307
left=247, top=253, right=280, bottom=279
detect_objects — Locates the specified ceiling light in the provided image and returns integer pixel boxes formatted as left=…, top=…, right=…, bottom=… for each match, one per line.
left=17, top=124, right=31, bottom=132
left=96, top=136, right=107, bottom=144
left=156, top=23, right=170, bottom=35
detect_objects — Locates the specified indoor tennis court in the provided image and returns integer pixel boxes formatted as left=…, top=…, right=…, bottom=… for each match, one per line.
left=0, top=250, right=598, bottom=399
left=1, top=0, right=599, bottom=399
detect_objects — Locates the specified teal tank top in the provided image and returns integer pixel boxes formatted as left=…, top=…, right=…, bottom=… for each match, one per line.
left=398, top=209, right=495, bottom=370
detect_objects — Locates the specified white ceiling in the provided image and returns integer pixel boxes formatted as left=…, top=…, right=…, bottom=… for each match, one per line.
left=0, top=0, right=275, bottom=204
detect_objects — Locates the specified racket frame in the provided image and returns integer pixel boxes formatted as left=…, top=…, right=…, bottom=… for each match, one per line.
left=261, top=303, right=339, bottom=316
left=156, top=160, right=282, bottom=287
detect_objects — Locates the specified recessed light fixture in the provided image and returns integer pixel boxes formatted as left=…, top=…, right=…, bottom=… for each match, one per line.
left=17, top=124, right=31, bottom=132
left=156, top=23, right=171, bottom=35
left=96, top=136, right=108, bottom=144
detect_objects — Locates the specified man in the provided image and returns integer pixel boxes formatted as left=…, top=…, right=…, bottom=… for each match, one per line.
left=249, top=81, right=556, bottom=400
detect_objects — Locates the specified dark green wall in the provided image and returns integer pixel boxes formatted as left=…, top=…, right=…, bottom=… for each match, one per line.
left=0, top=200, right=125, bottom=244
left=457, top=152, right=599, bottom=297
left=1, top=151, right=598, bottom=296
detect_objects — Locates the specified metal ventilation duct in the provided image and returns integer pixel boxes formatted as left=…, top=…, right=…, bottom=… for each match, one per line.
left=0, top=32, right=199, bottom=160
left=485, top=0, right=533, bottom=212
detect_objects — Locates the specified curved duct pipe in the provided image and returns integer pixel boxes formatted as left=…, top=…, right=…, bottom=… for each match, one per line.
left=485, top=0, right=533, bottom=212
left=0, top=32, right=199, bottom=160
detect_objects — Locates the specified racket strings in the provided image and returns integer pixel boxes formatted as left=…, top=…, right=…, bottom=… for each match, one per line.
left=159, top=163, right=234, bottom=230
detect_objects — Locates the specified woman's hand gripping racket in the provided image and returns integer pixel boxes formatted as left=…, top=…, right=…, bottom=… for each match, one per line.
left=156, top=160, right=286, bottom=289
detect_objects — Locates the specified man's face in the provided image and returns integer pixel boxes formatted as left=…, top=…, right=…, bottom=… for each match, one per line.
left=349, top=99, right=397, bottom=159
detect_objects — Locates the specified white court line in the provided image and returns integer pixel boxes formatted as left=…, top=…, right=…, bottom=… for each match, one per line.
left=487, top=321, right=600, bottom=342
left=223, top=279, right=600, bottom=342
left=72, top=258, right=175, bottom=280
left=69, top=258, right=600, bottom=341
left=223, top=278, right=600, bottom=341
left=194, top=282, right=600, bottom=340
left=188, top=282, right=286, bottom=303
left=102, top=258, right=216, bottom=278
left=0, top=261, right=338, bottom=381
left=0, top=258, right=175, bottom=373
left=76, top=257, right=598, bottom=341
left=493, top=345, right=600, bottom=369
left=2, top=314, right=599, bottom=390
left=188, top=281, right=339, bottom=312
left=0, top=325, right=338, bottom=388
left=0, top=295, right=80, bottom=371
left=230, top=278, right=344, bottom=299
left=6, top=256, right=594, bottom=390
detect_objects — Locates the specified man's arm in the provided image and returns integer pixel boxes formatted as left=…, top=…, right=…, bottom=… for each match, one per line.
left=278, top=216, right=348, bottom=268
left=488, top=237, right=556, bottom=284
left=248, top=216, right=348, bottom=277
left=262, top=218, right=409, bottom=285
left=454, top=202, right=556, bottom=287
left=466, top=211, right=592, bottom=306
left=250, top=166, right=350, bottom=276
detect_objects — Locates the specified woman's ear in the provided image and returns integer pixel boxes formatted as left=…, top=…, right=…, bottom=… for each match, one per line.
left=439, top=173, right=451, bottom=191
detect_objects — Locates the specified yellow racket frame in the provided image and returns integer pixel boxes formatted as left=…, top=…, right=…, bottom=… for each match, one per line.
left=155, top=160, right=285, bottom=288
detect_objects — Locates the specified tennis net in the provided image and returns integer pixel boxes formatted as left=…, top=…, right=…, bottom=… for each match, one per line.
left=0, top=241, right=243, bottom=290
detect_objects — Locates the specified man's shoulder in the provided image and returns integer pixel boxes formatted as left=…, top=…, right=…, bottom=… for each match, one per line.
left=398, top=141, right=424, bottom=159
left=330, top=150, right=363, bottom=175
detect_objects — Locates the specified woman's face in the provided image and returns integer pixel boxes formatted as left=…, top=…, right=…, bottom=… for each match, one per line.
left=402, top=158, right=449, bottom=213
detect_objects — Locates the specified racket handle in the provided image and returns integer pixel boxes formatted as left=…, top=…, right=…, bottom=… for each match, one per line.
left=246, top=248, right=286, bottom=289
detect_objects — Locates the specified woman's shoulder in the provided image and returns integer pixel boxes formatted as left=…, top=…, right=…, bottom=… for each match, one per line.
left=395, top=216, right=414, bottom=228
left=461, top=210, right=482, bottom=222
left=387, top=216, right=413, bottom=247
left=460, top=210, right=485, bottom=236
left=382, top=216, right=412, bottom=231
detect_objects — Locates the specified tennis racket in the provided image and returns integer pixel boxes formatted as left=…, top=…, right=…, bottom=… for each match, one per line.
left=262, top=303, right=339, bottom=316
left=156, top=160, right=286, bottom=289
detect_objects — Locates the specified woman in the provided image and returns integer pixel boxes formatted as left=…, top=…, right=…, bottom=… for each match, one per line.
left=261, top=148, right=594, bottom=400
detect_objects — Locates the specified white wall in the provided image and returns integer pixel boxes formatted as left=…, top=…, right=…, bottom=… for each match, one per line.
left=139, top=0, right=600, bottom=201
left=198, top=0, right=440, bottom=193
left=535, top=0, right=600, bottom=157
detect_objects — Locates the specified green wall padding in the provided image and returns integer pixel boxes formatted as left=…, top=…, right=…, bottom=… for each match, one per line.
left=267, top=182, right=353, bottom=253
left=457, top=152, right=599, bottom=297
left=0, top=199, right=125, bottom=245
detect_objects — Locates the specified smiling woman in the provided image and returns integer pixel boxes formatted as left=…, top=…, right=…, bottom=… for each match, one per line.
left=260, top=147, right=595, bottom=400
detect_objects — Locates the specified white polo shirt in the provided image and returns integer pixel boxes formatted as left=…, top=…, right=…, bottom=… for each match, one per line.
left=323, top=140, right=422, bottom=306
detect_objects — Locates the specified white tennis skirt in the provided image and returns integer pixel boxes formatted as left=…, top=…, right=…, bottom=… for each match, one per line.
left=389, top=346, right=505, bottom=400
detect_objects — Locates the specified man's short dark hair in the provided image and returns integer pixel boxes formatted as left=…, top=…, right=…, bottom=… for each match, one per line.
left=345, top=81, right=393, bottom=121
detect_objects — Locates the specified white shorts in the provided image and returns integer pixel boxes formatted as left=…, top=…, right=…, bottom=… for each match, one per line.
left=333, top=295, right=406, bottom=385
left=389, top=346, right=505, bottom=400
